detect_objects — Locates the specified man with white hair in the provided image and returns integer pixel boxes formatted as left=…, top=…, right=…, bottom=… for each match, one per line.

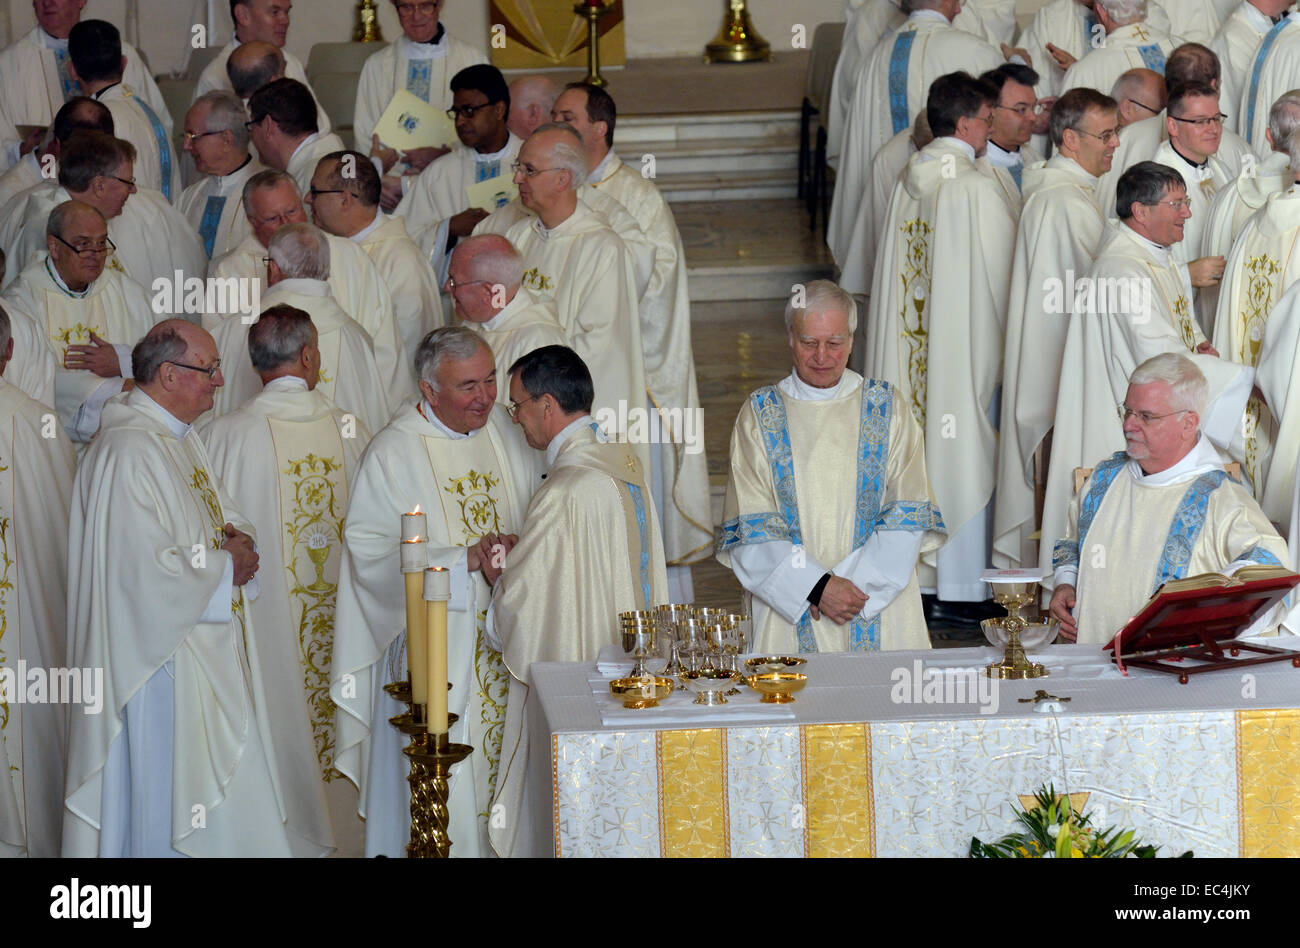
left=719, top=280, right=946, bottom=655
left=1041, top=162, right=1254, bottom=579
left=1209, top=0, right=1295, bottom=135
left=994, top=89, right=1118, bottom=570
left=209, top=223, right=392, bottom=433
left=1050, top=353, right=1286, bottom=645
left=828, top=0, right=1003, bottom=269
left=202, top=303, right=372, bottom=858
left=208, top=170, right=413, bottom=408
left=866, top=73, right=1015, bottom=604
left=472, top=123, right=649, bottom=472
left=447, top=233, right=565, bottom=402
left=1060, top=0, right=1176, bottom=96
left=507, top=75, right=559, bottom=141
left=177, top=92, right=264, bottom=261
left=0, top=302, right=76, bottom=856
left=331, top=326, right=538, bottom=858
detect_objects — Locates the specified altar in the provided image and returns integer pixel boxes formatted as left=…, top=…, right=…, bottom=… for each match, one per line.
left=520, top=643, right=1300, bottom=857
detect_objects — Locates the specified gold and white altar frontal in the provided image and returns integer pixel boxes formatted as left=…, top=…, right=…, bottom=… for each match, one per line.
left=533, top=648, right=1300, bottom=858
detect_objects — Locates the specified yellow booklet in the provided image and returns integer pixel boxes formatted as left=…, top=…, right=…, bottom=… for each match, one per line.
left=466, top=175, right=518, bottom=213
left=372, top=90, right=457, bottom=151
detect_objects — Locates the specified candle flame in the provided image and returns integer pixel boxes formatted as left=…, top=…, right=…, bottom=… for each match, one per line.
left=404, top=536, right=422, bottom=544
left=410, top=505, right=422, bottom=515
left=429, top=566, right=448, bottom=572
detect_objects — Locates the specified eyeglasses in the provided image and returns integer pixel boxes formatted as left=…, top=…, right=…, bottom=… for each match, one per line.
left=970, top=112, right=994, bottom=126
left=511, top=160, right=563, bottom=178
left=1169, top=112, right=1227, bottom=128
left=168, top=359, right=222, bottom=380
left=395, top=0, right=440, bottom=16
left=1117, top=404, right=1189, bottom=425
left=1073, top=126, right=1120, bottom=145
left=995, top=103, right=1043, bottom=116
left=445, top=276, right=488, bottom=292
left=446, top=103, right=495, bottom=120
left=1129, top=97, right=1160, bottom=115
left=308, top=186, right=349, bottom=199
left=106, top=174, right=136, bottom=188
left=244, top=116, right=266, bottom=129
left=183, top=129, right=223, bottom=144
left=1144, top=197, right=1193, bottom=211
left=52, top=234, right=115, bottom=258
left=505, top=393, right=539, bottom=418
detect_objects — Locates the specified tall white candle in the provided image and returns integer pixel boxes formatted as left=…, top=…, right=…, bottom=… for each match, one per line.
left=424, top=567, right=451, bottom=734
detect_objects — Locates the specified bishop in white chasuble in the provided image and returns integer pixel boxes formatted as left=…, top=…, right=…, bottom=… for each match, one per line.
left=865, top=119, right=1015, bottom=600
left=332, top=331, right=539, bottom=858
left=0, top=362, right=76, bottom=857
left=64, top=322, right=294, bottom=857
left=994, top=144, right=1110, bottom=570
left=204, top=359, right=371, bottom=858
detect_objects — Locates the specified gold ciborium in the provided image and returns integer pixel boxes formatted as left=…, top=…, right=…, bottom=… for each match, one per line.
left=983, top=578, right=1048, bottom=679
left=705, top=0, right=771, bottom=63
left=745, top=671, right=807, bottom=703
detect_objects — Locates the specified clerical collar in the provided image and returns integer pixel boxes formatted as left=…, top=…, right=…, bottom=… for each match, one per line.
left=1124, top=223, right=1172, bottom=262
left=587, top=149, right=620, bottom=186
left=937, top=136, right=977, bottom=163
left=547, top=414, right=601, bottom=468
left=265, top=375, right=310, bottom=392
left=1168, top=142, right=1210, bottom=172
left=133, top=388, right=192, bottom=439
left=480, top=287, right=525, bottom=331
left=350, top=208, right=384, bottom=243
left=907, top=8, right=950, bottom=24
left=532, top=204, right=578, bottom=239
left=92, top=82, right=123, bottom=101
left=418, top=400, right=478, bottom=440
left=39, top=29, right=69, bottom=51
left=779, top=369, right=852, bottom=401
left=417, top=24, right=447, bottom=46
left=985, top=139, right=1023, bottom=168
left=475, top=135, right=515, bottom=161
left=222, top=154, right=254, bottom=179
left=1130, top=434, right=1223, bottom=486
left=45, top=256, right=91, bottom=298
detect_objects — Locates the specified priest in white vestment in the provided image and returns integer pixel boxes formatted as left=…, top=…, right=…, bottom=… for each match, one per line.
left=0, top=95, right=113, bottom=212
left=486, top=344, right=668, bottom=859
left=865, top=73, right=1016, bottom=601
left=1060, top=0, right=1176, bottom=96
left=2, top=201, right=156, bottom=443
left=177, top=92, right=262, bottom=261
left=507, top=75, right=559, bottom=142
left=557, top=82, right=716, bottom=581
left=210, top=224, right=393, bottom=433
left=1200, top=101, right=1295, bottom=259
left=202, top=306, right=372, bottom=858
left=472, top=124, right=650, bottom=473
left=447, top=234, right=566, bottom=403
left=64, top=319, right=294, bottom=857
left=394, top=64, right=522, bottom=274
left=718, top=282, right=945, bottom=657
left=354, top=0, right=486, bottom=195
left=994, top=89, right=1118, bottom=570
left=0, top=250, right=56, bottom=406
left=1234, top=14, right=1300, bottom=152
left=193, top=0, right=331, bottom=137
left=0, top=2, right=165, bottom=168
left=67, top=20, right=179, bottom=202
left=827, top=0, right=1003, bottom=268
left=1050, top=354, right=1287, bottom=643
left=1210, top=0, right=1294, bottom=134
left=1040, top=162, right=1253, bottom=580
left=307, top=150, right=445, bottom=365
left=1016, top=0, right=1103, bottom=98
left=247, top=79, right=345, bottom=198
left=207, top=169, right=414, bottom=408
left=0, top=307, right=76, bottom=857
left=332, top=327, right=539, bottom=857
left=980, top=63, right=1047, bottom=212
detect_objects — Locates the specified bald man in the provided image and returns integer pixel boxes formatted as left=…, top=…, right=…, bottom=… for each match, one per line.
left=227, top=41, right=285, bottom=101
left=508, top=76, right=560, bottom=141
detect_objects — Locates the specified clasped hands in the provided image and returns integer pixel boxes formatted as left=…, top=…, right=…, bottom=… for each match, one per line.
left=221, top=523, right=259, bottom=586
left=468, top=532, right=519, bottom=585
left=810, top=575, right=869, bottom=625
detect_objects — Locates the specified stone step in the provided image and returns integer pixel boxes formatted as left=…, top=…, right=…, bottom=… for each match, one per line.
left=618, top=110, right=801, bottom=147
left=687, top=262, right=836, bottom=302
left=660, top=167, right=798, bottom=203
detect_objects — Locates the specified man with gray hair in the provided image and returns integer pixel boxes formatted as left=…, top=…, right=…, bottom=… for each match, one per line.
left=202, top=303, right=373, bottom=857
left=2, top=200, right=156, bottom=443
left=209, top=223, right=392, bottom=432
left=718, top=280, right=946, bottom=655
left=0, top=301, right=76, bottom=856
left=472, top=123, right=651, bottom=474
left=1060, top=0, right=1176, bottom=96
left=507, top=75, right=559, bottom=141
left=447, top=233, right=565, bottom=404
left=226, top=41, right=286, bottom=102
left=64, top=318, right=294, bottom=856
left=1041, top=161, right=1255, bottom=580
left=332, top=325, right=539, bottom=858
left=1050, top=353, right=1287, bottom=644
left=177, top=91, right=264, bottom=260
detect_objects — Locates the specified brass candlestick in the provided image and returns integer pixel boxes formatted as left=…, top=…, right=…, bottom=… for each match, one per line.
left=355, top=0, right=383, bottom=42
left=386, top=680, right=472, bottom=857
left=984, top=581, right=1048, bottom=680
left=705, top=0, right=771, bottom=64
left=574, top=2, right=613, bottom=88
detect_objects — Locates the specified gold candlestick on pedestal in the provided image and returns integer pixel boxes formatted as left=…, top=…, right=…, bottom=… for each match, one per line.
left=705, top=0, right=771, bottom=64
left=355, top=0, right=383, bottom=42
left=404, top=732, right=474, bottom=858
left=574, top=2, right=613, bottom=88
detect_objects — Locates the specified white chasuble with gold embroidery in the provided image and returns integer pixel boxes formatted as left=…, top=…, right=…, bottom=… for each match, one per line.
left=202, top=380, right=371, bottom=856
left=64, top=389, right=293, bottom=857
left=1040, top=223, right=1254, bottom=581
left=332, top=403, right=538, bottom=857
left=0, top=379, right=75, bottom=856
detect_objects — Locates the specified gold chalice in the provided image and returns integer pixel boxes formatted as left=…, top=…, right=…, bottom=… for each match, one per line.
left=619, top=610, right=659, bottom=677
left=983, top=579, right=1048, bottom=679
left=305, top=529, right=333, bottom=592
